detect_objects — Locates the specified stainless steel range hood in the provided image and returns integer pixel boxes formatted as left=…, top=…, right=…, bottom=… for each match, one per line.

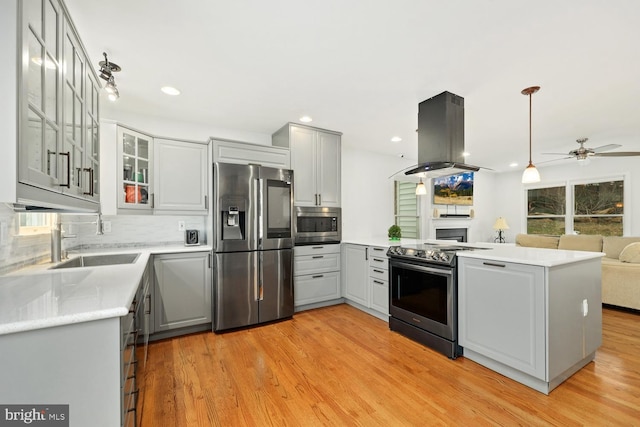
left=405, top=91, right=480, bottom=177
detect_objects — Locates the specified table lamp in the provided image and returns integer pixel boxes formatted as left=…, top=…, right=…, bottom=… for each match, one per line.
left=493, top=217, right=509, bottom=243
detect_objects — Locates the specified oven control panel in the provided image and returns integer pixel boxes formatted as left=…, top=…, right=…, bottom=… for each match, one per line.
left=387, top=246, right=455, bottom=265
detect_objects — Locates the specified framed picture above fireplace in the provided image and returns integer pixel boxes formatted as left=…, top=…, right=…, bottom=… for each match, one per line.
left=433, top=172, right=474, bottom=206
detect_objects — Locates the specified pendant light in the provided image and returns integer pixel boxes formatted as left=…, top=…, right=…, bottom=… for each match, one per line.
left=521, top=86, right=541, bottom=183
left=415, top=178, right=427, bottom=195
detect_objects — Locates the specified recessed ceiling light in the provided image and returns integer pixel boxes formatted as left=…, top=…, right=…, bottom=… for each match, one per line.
left=161, top=86, right=181, bottom=96
left=299, top=116, right=313, bottom=123
left=509, top=162, right=519, bottom=168
left=391, top=136, right=402, bottom=142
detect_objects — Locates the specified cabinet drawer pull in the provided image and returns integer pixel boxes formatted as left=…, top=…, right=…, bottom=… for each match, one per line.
left=373, top=280, right=385, bottom=285
left=373, top=258, right=384, bottom=263
left=312, top=246, right=324, bottom=249
left=373, top=269, right=384, bottom=274
left=373, top=248, right=384, bottom=252
left=312, top=255, right=324, bottom=259
left=312, top=275, right=324, bottom=279
left=483, top=262, right=506, bottom=268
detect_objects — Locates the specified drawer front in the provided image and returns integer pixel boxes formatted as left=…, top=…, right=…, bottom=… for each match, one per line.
left=369, top=276, right=389, bottom=315
left=369, top=265, right=388, bottom=281
left=294, top=271, right=340, bottom=306
left=368, top=246, right=388, bottom=257
left=294, top=244, right=341, bottom=257
left=368, top=255, right=388, bottom=270
left=294, top=253, right=340, bottom=276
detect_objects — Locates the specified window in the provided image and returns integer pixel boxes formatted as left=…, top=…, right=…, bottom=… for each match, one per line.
left=573, top=181, right=623, bottom=236
left=526, top=186, right=565, bottom=235
left=394, top=181, right=419, bottom=238
left=18, top=213, right=54, bottom=235
left=527, top=179, right=624, bottom=236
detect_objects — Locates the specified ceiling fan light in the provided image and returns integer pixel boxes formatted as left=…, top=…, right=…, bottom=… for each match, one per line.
left=577, top=157, right=590, bottom=166
left=522, top=163, right=540, bottom=183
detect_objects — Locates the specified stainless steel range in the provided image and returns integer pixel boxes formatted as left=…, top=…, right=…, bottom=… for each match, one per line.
left=387, top=243, right=480, bottom=359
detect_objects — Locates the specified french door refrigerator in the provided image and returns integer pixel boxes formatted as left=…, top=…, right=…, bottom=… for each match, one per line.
left=213, top=162, right=294, bottom=331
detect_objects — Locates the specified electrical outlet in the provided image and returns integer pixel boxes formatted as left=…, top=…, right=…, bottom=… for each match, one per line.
left=178, top=221, right=186, bottom=231
left=103, top=221, right=112, bottom=233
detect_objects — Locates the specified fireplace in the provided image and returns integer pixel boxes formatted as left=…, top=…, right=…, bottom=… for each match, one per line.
left=435, top=228, right=467, bottom=242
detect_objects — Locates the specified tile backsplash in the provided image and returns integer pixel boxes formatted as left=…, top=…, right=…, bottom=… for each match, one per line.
left=0, top=203, right=207, bottom=274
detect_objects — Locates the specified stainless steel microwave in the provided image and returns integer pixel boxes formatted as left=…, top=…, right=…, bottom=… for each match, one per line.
left=294, top=206, right=341, bottom=245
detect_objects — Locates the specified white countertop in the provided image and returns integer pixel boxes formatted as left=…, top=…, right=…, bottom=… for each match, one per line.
left=0, top=245, right=212, bottom=336
left=342, top=238, right=604, bottom=267
left=456, top=245, right=604, bottom=267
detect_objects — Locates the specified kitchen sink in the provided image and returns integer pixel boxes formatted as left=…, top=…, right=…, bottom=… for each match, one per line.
left=50, top=253, right=140, bottom=269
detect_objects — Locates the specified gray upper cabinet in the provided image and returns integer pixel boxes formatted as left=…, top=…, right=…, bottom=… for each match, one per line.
left=272, top=123, right=341, bottom=207
left=0, top=0, right=100, bottom=210
left=154, top=138, right=208, bottom=212
left=117, top=127, right=153, bottom=212
left=101, top=124, right=209, bottom=215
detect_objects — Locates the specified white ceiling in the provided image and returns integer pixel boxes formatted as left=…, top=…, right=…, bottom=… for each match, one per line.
left=64, top=0, right=640, bottom=172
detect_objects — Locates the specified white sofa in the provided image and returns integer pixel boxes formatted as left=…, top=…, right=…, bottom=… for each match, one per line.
left=515, top=234, right=640, bottom=311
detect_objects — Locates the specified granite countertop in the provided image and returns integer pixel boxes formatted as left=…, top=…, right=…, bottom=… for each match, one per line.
left=0, top=245, right=212, bottom=336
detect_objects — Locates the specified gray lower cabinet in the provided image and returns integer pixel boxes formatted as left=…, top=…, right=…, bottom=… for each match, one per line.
left=458, top=256, right=603, bottom=394
left=342, top=244, right=368, bottom=306
left=341, top=244, right=389, bottom=320
left=153, top=251, right=212, bottom=332
left=294, top=244, right=341, bottom=309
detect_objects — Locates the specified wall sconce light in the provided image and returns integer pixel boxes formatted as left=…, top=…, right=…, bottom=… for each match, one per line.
left=415, top=178, right=427, bottom=195
left=521, top=86, right=541, bottom=184
left=493, top=217, right=510, bottom=243
left=98, top=52, right=121, bottom=101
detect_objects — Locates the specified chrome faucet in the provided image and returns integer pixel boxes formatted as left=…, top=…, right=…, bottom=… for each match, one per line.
left=51, top=217, right=77, bottom=263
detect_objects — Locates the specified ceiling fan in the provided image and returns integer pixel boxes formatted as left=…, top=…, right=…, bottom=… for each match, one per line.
left=541, top=138, right=640, bottom=164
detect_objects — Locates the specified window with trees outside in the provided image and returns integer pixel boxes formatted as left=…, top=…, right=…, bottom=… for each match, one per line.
left=527, top=179, right=624, bottom=236
left=394, top=181, right=420, bottom=239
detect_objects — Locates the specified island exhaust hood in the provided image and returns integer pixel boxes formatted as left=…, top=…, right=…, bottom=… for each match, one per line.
left=405, top=91, right=480, bottom=177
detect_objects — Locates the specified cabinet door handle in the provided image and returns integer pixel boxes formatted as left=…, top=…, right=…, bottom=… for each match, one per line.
left=144, top=294, right=151, bottom=315
left=58, top=151, right=71, bottom=188
left=483, top=262, right=506, bottom=268
left=150, top=193, right=155, bottom=208
left=365, top=247, right=368, bottom=261
left=318, top=194, right=321, bottom=205
left=83, top=168, right=94, bottom=195
left=204, top=194, right=208, bottom=208
left=312, top=255, right=324, bottom=259
left=312, top=275, right=324, bottom=279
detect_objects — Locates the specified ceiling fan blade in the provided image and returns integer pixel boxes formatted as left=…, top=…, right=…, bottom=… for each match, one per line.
left=591, top=144, right=622, bottom=153
left=542, top=152, right=573, bottom=155
left=593, top=152, right=640, bottom=157
left=537, top=156, right=573, bottom=165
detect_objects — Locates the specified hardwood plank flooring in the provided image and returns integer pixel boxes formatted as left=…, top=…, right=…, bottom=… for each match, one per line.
left=138, top=305, right=640, bottom=426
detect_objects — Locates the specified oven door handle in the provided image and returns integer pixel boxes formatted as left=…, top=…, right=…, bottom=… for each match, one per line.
left=390, top=261, right=453, bottom=276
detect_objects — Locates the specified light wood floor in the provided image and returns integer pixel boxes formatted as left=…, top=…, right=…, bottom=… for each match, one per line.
left=138, top=304, right=640, bottom=426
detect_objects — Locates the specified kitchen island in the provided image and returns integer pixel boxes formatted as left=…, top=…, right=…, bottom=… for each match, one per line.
left=457, top=246, right=604, bottom=394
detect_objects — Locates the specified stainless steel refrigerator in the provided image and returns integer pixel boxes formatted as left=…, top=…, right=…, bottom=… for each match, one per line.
left=213, top=162, right=294, bottom=331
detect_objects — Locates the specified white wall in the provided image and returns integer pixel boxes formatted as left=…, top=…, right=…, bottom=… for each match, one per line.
left=341, top=147, right=415, bottom=240
left=495, top=157, right=639, bottom=239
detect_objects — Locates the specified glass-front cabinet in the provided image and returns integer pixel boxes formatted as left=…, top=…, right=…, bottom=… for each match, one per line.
left=118, top=127, right=153, bottom=210
left=16, top=0, right=100, bottom=208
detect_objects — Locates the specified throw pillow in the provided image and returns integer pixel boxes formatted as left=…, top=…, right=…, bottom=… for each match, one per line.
left=619, top=242, right=640, bottom=263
